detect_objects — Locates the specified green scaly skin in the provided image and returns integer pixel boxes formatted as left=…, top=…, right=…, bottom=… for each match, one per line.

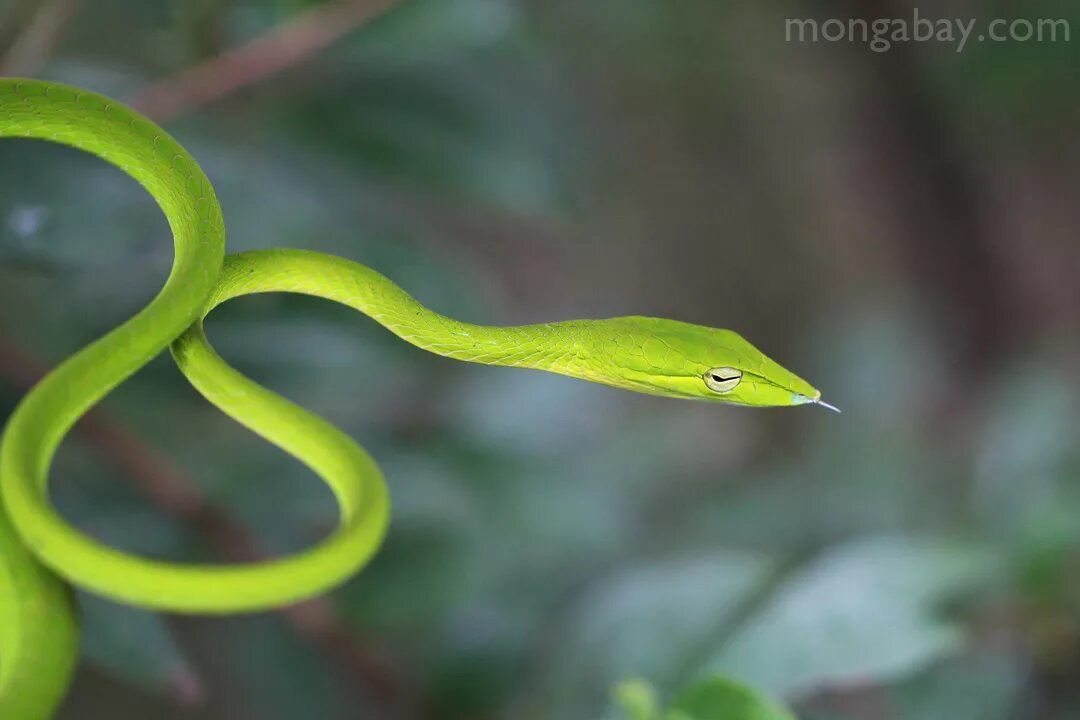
left=0, top=79, right=826, bottom=719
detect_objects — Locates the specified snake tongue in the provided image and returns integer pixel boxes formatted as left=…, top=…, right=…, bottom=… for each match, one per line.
left=813, top=398, right=842, bottom=414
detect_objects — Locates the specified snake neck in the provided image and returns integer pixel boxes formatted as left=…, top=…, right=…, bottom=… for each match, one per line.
left=204, top=249, right=602, bottom=379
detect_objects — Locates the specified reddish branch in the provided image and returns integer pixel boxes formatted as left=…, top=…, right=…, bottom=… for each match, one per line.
left=129, top=0, right=401, bottom=122
left=0, top=0, right=81, bottom=76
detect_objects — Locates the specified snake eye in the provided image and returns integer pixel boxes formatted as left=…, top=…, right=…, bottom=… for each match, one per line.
left=704, top=367, right=742, bottom=393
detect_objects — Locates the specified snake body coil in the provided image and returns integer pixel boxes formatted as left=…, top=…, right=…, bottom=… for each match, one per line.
left=0, top=79, right=826, bottom=719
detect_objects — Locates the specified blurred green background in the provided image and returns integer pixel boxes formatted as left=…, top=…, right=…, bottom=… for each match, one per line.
left=2, top=0, right=1080, bottom=718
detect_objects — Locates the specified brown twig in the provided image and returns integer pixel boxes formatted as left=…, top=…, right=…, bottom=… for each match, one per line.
left=0, top=0, right=80, bottom=76
left=128, top=0, right=402, bottom=122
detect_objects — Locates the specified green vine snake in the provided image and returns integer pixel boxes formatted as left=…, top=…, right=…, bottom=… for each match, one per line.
left=0, top=79, right=835, bottom=719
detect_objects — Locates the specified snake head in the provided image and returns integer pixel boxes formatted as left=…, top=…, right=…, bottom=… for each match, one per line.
left=575, top=316, right=827, bottom=409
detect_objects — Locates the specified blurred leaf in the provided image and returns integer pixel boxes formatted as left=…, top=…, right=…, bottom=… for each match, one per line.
left=701, top=537, right=996, bottom=699
left=547, top=551, right=777, bottom=717
left=891, top=653, right=1025, bottom=720
left=613, top=678, right=660, bottom=720
left=973, top=366, right=1080, bottom=544
left=426, top=635, right=519, bottom=720
left=607, top=676, right=795, bottom=720
left=78, top=593, right=200, bottom=703
left=667, top=675, right=795, bottom=720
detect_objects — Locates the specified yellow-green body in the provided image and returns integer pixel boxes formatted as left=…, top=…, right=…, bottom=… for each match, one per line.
left=0, top=79, right=825, bottom=719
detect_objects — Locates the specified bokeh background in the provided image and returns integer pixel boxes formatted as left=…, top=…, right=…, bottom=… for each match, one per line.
left=2, top=0, right=1080, bottom=718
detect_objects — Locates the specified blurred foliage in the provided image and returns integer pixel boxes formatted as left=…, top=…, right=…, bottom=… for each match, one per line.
left=2, top=0, right=1080, bottom=719
left=609, top=676, right=795, bottom=720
